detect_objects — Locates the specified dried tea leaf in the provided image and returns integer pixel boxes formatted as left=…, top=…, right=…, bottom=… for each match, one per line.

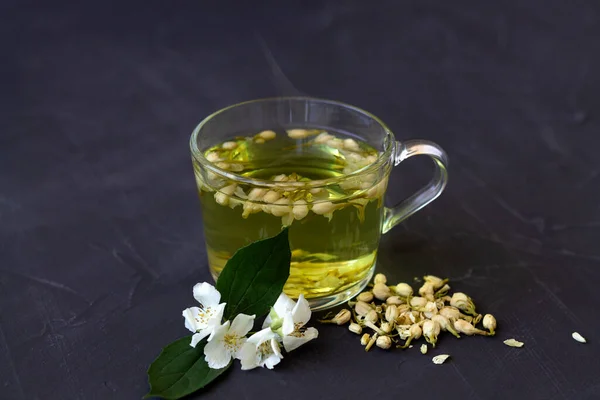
left=432, top=354, right=450, bottom=364
left=503, top=338, right=524, bottom=348
left=420, top=344, right=428, bottom=354
left=572, top=332, right=586, bottom=343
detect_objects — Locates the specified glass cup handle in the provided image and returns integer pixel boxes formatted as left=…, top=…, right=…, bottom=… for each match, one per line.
left=382, top=140, right=449, bottom=234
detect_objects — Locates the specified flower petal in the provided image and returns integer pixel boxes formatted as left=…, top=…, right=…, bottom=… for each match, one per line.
left=291, top=294, right=311, bottom=327
left=204, top=321, right=231, bottom=369
left=229, top=313, right=255, bottom=337
left=239, top=342, right=260, bottom=371
left=182, top=307, right=202, bottom=333
left=263, top=353, right=282, bottom=369
left=270, top=337, right=283, bottom=359
left=190, top=332, right=206, bottom=348
left=272, top=293, right=296, bottom=318
left=282, top=327, right=319, bottom=352
left=247, top=327, right=277, bottom=345
left=282, top=312, right=296, bottom=336
left=193, top=282, right=221, bottom=306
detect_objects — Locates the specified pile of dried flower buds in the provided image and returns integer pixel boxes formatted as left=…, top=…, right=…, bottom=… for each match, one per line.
left=320, top=273, right=497, bottom=353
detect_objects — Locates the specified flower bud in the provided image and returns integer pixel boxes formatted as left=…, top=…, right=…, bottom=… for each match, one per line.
left=357, top=292, right=374, bottom=302
left=348, top=323, right=362, bottom=335
left=423, top=275, right=446, bottom=290
left=423, top=320, right=441, bottom=347
left=396, top=304, right=410, bottom=314
left=431, top=314, right=461, bottom=338
left=420, top=344, right=428, bottom=354
left=435, top=284, right=451, bottom=297
left=385, top=305, right=398, bottom=322
left=355, top=301, right=372, bottom=316
left=450, top=292, right=477, bottom=316
left=374, top=273, right=387, bottom=285
left=439, top=306, right=472, bottom=322
left=365, top=310, right=378, bottom=323
left=376, top=336, right=392, bottom=350
left=482, top=314, right=497, bottom=335
left=454, top=319, right=489, bottom=336
left=410, top=296, right=428, bottom=309
left=418, top=282, right=435, bottom=300
left=333, top=309, right=351, bottom=325
left=365, top=333, right=378, bottom=352
left=373, top=283, right=391, bottom=301
left=385, top=296, right=403, bottom=305
left=381, top=322, right=393, bottom=333
left=360, top=333, right=371, bottom=346
left=423, top=301, right=438, bottom=319
left=398, top=323, right=422, bottom=348
left=394, top=283, right=413, bottom=297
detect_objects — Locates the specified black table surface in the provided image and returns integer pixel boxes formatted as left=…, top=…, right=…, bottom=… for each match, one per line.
left=2, top=1, right=599, bottom=399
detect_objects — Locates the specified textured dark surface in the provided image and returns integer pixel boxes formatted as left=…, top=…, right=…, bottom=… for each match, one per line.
left=2, top=1, right=600, bottom=399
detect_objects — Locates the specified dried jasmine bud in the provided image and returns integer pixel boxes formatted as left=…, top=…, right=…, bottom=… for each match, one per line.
left=380, top=322, right=394, bottom=334
left=221, top=141, right=238, bottom=150
left=333, top=309, right=351, bottom=325
left=423, top=320, right=441, bottom=347
left=432, top=354, right=450, bottom=365
left=450, top=292, right=477, bottom=316
left=374, top=273, right=387, bottom=285
left=482, top=314, right=497, bottom=335
left=420, top=344, right=428, bottom=354
left=431, top=314, right=461, bottom=338
left=355, top=301, right=373, bottom=316
left=424, top=275, right=447, bottom=290
left=503, top=338, right=524, bottom=348
left=410, top=296, right=428, bottom=309
left=572, top=332, right=586, bottom=343
left=394, top=283, right=413, bottom=297
left=385, top=296, right=403, bottom=306
left=365, top=310, right=379, bottom=324
left=348, top=323, right=363, bottom=335
left=357, top=292, right=374, bottom=303
left=373, top=283, right=391, bottom=301
left=423, top=301, right=438, bottom=319
left=365, top=333, right=378, bottom=352
left=398, top=324, right=422, bottom=349
left=396, top=304, right=410, bottom=314
left=453, top=319, right=489, bottom=336
left=376, top=336, right=392, bottom=350
left=385, top=305, right=399, bottom=323
left=435, top=298, right=446, bottom=310
left=418, top=282, right=435, bottom=301
left=439, top=306, right=473, bottom=323
left=360, top=333, right=371, bottom=346
left=435, top=284, right=451, bottom=297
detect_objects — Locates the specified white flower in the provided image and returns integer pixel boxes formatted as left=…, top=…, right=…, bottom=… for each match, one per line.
left=204, top=313, right=255, bottom=369
left=182, top=282, right=226, bottom=347
left=239, top=328, right=283, bottom=370
left=263, top=293, right=319, bottom=352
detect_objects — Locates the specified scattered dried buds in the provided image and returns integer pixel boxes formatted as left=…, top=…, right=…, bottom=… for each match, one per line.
left=328, top=273, right=500, bottom=357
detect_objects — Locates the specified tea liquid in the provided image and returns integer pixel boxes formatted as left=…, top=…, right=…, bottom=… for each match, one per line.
left=194, top=129, right=387, bottom=300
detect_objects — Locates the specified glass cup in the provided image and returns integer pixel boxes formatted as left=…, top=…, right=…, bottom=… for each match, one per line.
left=190, top=97, right=448, bottom=310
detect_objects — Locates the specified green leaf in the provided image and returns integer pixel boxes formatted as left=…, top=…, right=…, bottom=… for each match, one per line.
left=145, top=336, right=230, bottom=399
left=217, top=228, right=291, bottom=320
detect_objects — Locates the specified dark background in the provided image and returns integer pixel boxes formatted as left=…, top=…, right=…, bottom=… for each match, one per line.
left=2, top=1, right=599, bottom=399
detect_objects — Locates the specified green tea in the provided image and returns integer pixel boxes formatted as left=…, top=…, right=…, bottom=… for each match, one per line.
left=193, top=129, right=388, bottom=307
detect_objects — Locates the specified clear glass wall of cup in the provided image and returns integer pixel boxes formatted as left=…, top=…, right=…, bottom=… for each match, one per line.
left=190, top=97, right=448, bottom=310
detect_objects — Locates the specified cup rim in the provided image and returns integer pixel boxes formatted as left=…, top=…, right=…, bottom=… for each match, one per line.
left=189, top=96, right=396, bottom=189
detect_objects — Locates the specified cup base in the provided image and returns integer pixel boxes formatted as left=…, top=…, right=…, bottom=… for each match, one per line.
left=210, top=265, right=375, bottom=312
